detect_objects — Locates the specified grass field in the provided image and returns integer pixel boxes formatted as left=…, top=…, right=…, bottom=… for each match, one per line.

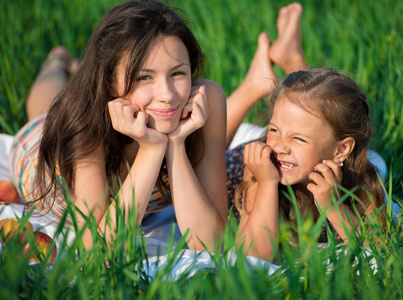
left=1, top=0, right=402, bottom=298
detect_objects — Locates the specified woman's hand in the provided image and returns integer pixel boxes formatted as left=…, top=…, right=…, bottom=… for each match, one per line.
left=244, top=141, right=279, bottom=184
left=108, top=98, right=167, bottom=146
left=307, top=160, right=343, bottom=211
left=168, top=85, right=208, bottom=143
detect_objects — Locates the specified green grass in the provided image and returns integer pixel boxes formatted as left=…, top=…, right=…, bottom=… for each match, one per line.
left=1, top=188, right=402, bottom=299
left=1, top=0, right=403, bottom=298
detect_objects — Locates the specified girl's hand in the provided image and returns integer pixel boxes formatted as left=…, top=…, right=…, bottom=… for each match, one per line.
left=168, top=85, right=208, bottom=143
left=307, top=160, right=343, bottom=210
left=108, top=98, right=167, bottom=146
left=244, top=142, right=279, bottom=184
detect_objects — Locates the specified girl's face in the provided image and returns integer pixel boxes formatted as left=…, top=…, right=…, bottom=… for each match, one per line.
left=115, top=35, right=192, bottom=133
left=266, top=96, right=340, bottom=186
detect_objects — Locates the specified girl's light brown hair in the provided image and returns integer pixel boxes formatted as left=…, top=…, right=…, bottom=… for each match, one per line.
left=236, top=68, right=386, bottom=230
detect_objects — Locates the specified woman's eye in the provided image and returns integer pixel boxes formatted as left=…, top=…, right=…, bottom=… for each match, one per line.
left=136, top=75, right=151, bottom=81
left=172, top=71, right=185, bottom=77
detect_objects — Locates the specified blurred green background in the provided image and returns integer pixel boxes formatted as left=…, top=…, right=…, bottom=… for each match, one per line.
left=0, top=1, right=402, bottom=299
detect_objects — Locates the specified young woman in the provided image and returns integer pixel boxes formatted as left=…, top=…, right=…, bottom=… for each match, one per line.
left=10, top=0, right=228, bottom=251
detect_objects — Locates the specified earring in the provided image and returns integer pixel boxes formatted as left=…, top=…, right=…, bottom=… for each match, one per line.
left=339, top=162, right=344, bottom=167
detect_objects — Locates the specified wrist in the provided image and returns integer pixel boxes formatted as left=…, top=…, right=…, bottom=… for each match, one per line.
left=257, top=179, right=279, bottom=189
left=314, top=198, right=336, bottom=214
left=138, top=141, right=167, bottom=156
left=138, top=134, right=168, bottom=148
left=167, top=135, right=186, bottom=147
left=165, top=138, right=186, bottom=157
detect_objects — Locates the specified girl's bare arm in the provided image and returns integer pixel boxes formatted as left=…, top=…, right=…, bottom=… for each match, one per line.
left=166, top=79, right=228, bottom=251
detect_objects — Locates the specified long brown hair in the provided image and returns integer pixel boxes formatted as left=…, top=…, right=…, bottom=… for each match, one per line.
left=33, top=0, right=206, bottom=208
left=236, top=68, right=386, bottom=230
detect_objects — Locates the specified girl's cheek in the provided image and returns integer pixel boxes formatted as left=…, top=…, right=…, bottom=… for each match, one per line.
left=178, top=80, right=192, bottom=100
left=129, top=90, right=150, bottom=108
left=266, top=135, right=275, bottom=147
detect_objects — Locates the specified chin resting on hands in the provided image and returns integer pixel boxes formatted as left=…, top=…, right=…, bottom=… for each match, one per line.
left=168, top=85, right=208, bottom=143
left=108, top=98, right=167, bottom=146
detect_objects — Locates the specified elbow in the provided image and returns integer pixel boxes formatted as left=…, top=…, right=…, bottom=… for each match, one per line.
left=236, top=229, right=278, bottom=261
left=188, top=216, right=227, bottom=252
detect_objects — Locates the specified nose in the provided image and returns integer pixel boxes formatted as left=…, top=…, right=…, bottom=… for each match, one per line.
left=156, top=78, right=175, bottom=103
left=268, top=136, right=290, bottom=155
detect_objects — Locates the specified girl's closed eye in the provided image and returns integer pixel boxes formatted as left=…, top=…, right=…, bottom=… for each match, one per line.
left=268, top=126, right=279, bottom=134
left=293, top=136, right=307, bottom=143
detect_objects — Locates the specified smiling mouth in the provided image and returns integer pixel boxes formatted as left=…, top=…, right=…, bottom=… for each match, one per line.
left=149, top=107, right=178, bottom=117
left=277, top=160, right=297, bottom=170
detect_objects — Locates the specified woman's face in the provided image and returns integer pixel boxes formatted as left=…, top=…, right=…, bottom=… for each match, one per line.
left=115, top=35, right=192, bottom=134
left=266, top=96, right=340, bottom=186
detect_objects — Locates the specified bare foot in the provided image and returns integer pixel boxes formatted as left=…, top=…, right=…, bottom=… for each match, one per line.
left=270, top=2, right=308, bottom=75
left=26, top=46, right=76, bottom=120
left=36, top=46, right=77, bottom=82
left=70, top=59, right=80, bottom=73
left=242, top=32, right=279, bottom=101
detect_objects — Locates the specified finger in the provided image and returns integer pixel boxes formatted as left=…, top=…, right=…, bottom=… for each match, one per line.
left=306, top=182, right=319, bottom=194
left=191, top=102, right=208, bottom=124
left=110, top=97, right=131, bottom=104
left=108, top=99, right=133, bottom=116
left=261, top=146, right=272, bottom=162
left=321, top=160, right=343, bottom=183
left=108, top=102, right=118, bottom=127
left=193, top=86, right=208, bottom=116
left=133, top=111, right=149, bottom=136
left=181, top=102, right=193, bottom=118
left=186, top=85, right=208, bottom=118
left=108, top=100, right=127, bottom=128
left=243, top=144, right=250, bottom=166
left=308, top=171, right=326, bottom=187
left=314, top=161, right=339, bottom=185
left=109, top=98, right=132, bottom=112
left=122, top=104, right=136, bottom=122
left=244, top=143, right=253, bottom=164
left=253, top=142, right=265, bottom=160
left=256, top=142, right=270, bottom=159
left=190, top=84, right=204, bottom=96
left=247, top=142, right=259, bottom=159
left=136, top=111, right=148, bottom=126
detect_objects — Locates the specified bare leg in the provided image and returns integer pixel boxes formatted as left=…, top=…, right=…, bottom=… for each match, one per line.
left=26, top=46, right=78, bottom=121
left=226, top=33, right=278, bottom=148
left=226, top=3, right=309, bottom=149
left=270, top=2, right=308, bottom=75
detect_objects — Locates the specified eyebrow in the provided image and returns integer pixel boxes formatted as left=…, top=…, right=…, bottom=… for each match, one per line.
left=268, top=122, right=313, bottom=139
left=140, top=62, right=189, bottom=73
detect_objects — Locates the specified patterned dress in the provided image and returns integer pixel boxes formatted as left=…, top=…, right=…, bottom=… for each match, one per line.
left=9, top=114, right=172, bottom=220
left=225, top=144, right=246, bottom=219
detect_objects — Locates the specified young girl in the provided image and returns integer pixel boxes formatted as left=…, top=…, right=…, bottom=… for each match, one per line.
left=225, top=3, right=386, bottom=261
left=237, top=68, right=386, bottom=260
left=10, top=0, right=228, bottom=251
